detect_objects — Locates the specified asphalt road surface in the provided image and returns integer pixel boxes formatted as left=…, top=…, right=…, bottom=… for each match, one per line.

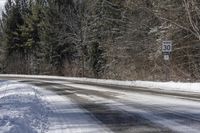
left=1, top=75, right=200, bottom=133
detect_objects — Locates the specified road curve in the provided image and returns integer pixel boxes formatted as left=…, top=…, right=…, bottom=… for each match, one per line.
left=0, top=75, right=200, bottom=133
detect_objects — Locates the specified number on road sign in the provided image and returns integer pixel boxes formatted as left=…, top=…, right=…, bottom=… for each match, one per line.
left=162, top=41, right=172, bottom=53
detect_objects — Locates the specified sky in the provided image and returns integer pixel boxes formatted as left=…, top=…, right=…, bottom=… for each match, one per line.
left=0, top=0, right=6, bottom=13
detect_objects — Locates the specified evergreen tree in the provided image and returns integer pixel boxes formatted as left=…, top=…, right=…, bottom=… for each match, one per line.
left=42, top=0, right=77, bottom=75
left=19, top=1, right=45, bottom=74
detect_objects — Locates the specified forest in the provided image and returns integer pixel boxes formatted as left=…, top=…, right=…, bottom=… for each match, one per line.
left=0, top=0, right=200, bottom=81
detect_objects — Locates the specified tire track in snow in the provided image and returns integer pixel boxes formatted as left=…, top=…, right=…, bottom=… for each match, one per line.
left=21, top=79, right=174, bottom=133
left=34, top=84, right=113, bottom=133
left=27, top=79, right=200, bottom=133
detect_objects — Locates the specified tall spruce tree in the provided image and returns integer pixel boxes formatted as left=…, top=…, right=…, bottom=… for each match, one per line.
left=42, top=0, right=78, bottom=75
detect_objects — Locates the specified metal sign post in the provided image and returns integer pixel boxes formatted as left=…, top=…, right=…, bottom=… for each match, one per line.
left=162, top=41, right=172, bottom=81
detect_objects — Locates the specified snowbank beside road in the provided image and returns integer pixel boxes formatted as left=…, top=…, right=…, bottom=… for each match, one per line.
left=0, top=74, right=200, bottom=93
left=131, top=81, right=200, bottom=93
left=63, top=78, right=200, bottom=93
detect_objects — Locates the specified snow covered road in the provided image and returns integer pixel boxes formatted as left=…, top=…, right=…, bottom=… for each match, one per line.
left=0, top=75, right=200, bottom=133
left=0, top=81, right=112, bottom=133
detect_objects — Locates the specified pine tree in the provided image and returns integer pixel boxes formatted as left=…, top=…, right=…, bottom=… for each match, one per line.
left=19, top=1, right=45, bottom=74
left=41, top=0, right=78, bottom=75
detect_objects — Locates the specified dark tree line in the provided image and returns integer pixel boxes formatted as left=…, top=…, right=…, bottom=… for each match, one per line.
left=0, top=0, right=200, bottom=81
left=0, top=0, right=79, bottom=75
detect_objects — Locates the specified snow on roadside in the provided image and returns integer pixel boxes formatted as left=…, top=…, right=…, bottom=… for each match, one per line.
left=0, top=81, right=49, bottom=133
left=65, top=79, right=200, bottom=93
left=0, top=74, right=200, bottom=93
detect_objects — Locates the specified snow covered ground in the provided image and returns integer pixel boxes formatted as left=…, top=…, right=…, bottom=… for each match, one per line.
left=0, top=74, right=199, bottom=93
left=0, top=81, right=49, bottom=133
left=0, top=80, right=112, bottom=133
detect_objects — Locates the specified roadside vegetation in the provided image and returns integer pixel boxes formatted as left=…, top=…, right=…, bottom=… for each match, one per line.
left=0, top=0, right=200, bottom=81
